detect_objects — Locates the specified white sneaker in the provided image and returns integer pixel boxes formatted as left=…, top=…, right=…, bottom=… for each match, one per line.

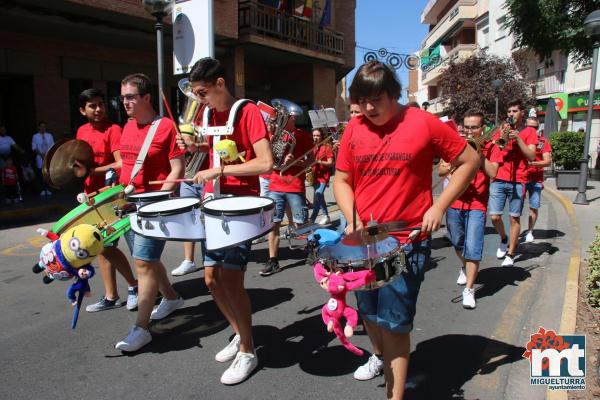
left=317, top=216, right=331, bottom=225
left=525, top=231, right=534, bottom=243
left=215, top=334, right=241, bottom=362
left=456, top=267, right=467, bottom=285
left=149, top=296, right=184, bottom=320
left=496, top=240, right=508, bottom=259
left=220, top=352, right=258, bottom=385
left=126, top=286, right=138, bottom=311
left=462, top=288, right=476, bottom=309
left=353, top=353, right=383, bottom=380
left=115, top=325, right=152, bottom=352
left=501, top=255, right=515, bottom=267
left=171, top=260, right=199, bottom=276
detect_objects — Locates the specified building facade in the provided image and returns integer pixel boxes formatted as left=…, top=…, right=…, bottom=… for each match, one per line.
left=0, top=0, right=355, bottom=149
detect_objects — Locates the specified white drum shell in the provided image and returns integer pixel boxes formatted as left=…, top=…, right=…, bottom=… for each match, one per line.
left=126, top=191, right=172, bottom=210
left=130, top=198, right=205, bottom=241
left=202, top=196, right=274, bottom=250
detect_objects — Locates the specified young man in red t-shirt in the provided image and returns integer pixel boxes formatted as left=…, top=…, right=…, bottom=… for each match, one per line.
left=261, top=115, right=314, bottom=276
left=180, top=58, right=272, bottom=385
left=488, top=100, right=538, bottom=267
left=74, top=88, right=138, bottom=314
left=334, top=61, right=479, bottom=399
left=440, top=110, right=502, bottom=309
left=114, top=73, right=185, bottom=353
left=524, top=117, right=552, bottom=243
left=309, top=128, right=334, bottom=224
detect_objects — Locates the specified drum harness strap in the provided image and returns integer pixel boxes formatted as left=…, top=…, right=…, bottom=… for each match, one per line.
left=128, top=117, right=163, bottom=189
left=199, top=99, right=252, bottom=198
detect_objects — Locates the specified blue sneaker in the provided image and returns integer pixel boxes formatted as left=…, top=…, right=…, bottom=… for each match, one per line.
left=86, top=297, right=122, bottom=313
left=126, top=286, right=138, bottom=311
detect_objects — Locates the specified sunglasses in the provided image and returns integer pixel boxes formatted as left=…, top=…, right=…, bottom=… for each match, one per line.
left=119, top=93, right=141, bottom=102
left=463, top=125, right=482, bottom=130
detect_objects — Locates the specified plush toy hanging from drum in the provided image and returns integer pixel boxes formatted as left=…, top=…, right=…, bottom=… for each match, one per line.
left=32, top=224, right=104, bottom=329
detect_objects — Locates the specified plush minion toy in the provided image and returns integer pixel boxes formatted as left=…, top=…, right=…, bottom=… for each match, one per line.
left=32, top=224, right=103, bottom=328
left=214, top=139, right=246, bottom=163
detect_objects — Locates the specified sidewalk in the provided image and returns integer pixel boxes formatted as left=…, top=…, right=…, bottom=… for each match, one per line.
left=0, top=189, right=79, bottom=229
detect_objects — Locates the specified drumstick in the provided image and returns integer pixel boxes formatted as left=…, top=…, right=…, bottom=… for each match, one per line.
left=149, top=178, right=194, bottom=185
left=160, top=88, right=182, bottom=136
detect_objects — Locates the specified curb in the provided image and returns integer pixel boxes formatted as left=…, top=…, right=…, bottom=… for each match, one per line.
left=543, top=186, right=582, bottom=400
left=0, top=204, right=72, bottom=223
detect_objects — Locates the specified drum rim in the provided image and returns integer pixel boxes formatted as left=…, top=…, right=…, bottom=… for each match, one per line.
left=201, top=196, right=275, bottom=216
left=125, top=190, right=173, bottom=202
left=137, top=197, right=201, bottom=217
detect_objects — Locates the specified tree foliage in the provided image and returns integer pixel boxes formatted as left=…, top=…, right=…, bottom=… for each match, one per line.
left=438, top=51, right=534, bottom=123
left=504, top=0, right=600, bottom=63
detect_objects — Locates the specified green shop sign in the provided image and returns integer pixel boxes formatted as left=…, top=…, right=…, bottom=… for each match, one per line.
left=537, top=92, right=600, bottom=118
left=568, top=92, right=600, bottom=109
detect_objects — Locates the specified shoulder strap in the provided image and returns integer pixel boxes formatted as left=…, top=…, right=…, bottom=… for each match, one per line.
left=128, top=117, right=162, bottom=187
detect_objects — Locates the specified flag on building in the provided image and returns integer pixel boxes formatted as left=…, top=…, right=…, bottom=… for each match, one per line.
left=296, top=0, right=313, bottom=18
left=320, top=0, right=331, bottom=27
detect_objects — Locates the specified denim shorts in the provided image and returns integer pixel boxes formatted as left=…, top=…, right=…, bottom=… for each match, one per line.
left=268, top=191, right=307, bottom=224
left=355, top=239, right=431, bottom=334
left=204, top=240, right=252, bottom=271
left=259, top=177, right=271, bottom=198
left=488, top=180, right=526, bottom=217
left=124, top=229, right=166, bottom=262
left=526, top=182, right=543, bottom=210
left=446, top=208, right=486, bottom=261
left=179, top=181, right=204, bottom=198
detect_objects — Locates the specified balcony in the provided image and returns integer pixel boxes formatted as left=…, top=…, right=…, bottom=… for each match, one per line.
left=534, top=72, right=566, bottom=96
left=238, top=0, right=344, bottom=57
left=421, top=0, right=477, bottom=50
left=421, top=44, right=477, bottom=85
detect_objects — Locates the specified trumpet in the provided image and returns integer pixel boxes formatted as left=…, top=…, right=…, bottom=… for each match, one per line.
left=465, top=124, right=498, bottom=154
left=493, top=117, right=515, bottom=150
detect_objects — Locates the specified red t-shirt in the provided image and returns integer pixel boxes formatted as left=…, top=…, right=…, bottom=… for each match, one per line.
left=527, top=135, right=552, bottom=183
left=76, top=121, right=122, bottom=193
left=204, top=102, right=268, bottom=196
left=494, top=126, right=538, bottom=183
left=269, top=128, right=314, bottom=193
left=336, top=107, right=467, bottom=242
left=312, top=144, right=334, bottom=184
left=119, top=117, right=184, bottom=193
left=2, top=165, right=17, bottom=186
left=451, top=141, right=503, bottom=212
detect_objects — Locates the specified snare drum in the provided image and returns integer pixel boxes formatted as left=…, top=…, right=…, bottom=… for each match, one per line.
left=126, top=191, right=172, bottom=209
left=51, top=185, right=130, bottom=244
left=317, top=236, right=406, bottom=290
left=130, top=197, right=205, bottom=241
left=202, top=196, right=275, bottom=251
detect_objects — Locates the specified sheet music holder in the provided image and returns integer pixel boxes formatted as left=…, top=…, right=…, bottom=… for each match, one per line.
left=308, top=108, right=339, bottom=128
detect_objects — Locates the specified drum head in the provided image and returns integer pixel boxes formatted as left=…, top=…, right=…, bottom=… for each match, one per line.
left=138, top=197, right=200, bottom=217
left=126, top=190, right=172, bottom=202
left=202, top=196, right=275, bottom=216
left=318, top=236, right=400, bottom=264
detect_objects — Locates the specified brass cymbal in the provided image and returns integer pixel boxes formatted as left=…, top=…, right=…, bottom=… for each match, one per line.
left=341, top=220, right=412, bottom=246
left=44, top=139, right=94, bottom=190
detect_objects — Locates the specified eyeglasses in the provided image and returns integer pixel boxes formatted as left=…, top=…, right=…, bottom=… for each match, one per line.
left=463, top=125, right=482, bottom=130
left=119, top=93, right=140, bottom=103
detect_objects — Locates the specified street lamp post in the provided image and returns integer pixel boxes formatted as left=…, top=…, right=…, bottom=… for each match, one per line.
left=574, top=10, right=600, bottom=205
left=141, top=0, right=174, bottom=117
left=491, top=79, right=503, bottom=126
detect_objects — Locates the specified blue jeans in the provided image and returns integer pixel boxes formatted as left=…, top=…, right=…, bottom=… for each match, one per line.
left=310, top=182, right=328, bottom=221
left=204, top=241, right=252, bottom=271
left=268, top=191, right=307, bottom=224
left=259, top=177, right=271, bottom=198
left=355, top=239, right=431, bottom=333
left=488, top=180, right=526, bottom=217
left=446, top=208, right=486, bottom=261
left=124, top=230, right=166, bottom=262
left=526, top=182, right=543, bottom=210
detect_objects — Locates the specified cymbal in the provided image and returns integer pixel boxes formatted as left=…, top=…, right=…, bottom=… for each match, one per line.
left=341, top=220, right=412, bottom=246
left=44, top=139, right=94, bottom=190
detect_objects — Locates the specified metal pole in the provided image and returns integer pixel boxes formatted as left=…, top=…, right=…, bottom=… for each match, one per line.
left=156, top=14, right=165, bottom=117
left=574, top=43, right=599, bottom=205
left=495, top=94, right=499, bottom=126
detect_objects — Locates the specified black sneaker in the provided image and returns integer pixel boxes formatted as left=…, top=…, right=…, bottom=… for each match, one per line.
left=85, top=296, right=122, bottom=313
left=260, top=259, right=280, bottom=276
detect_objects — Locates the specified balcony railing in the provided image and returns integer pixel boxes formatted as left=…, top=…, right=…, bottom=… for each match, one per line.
left=534, top=72, right=566, bottom=95
left=421, top=44, right=477, bottom=81
left=238, top=0, right=344, bottom=56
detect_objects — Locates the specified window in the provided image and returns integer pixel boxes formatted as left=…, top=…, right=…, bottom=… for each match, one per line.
left=496, top=16, right=507, bottom=40
left=536, top=67, right=545, bottom=79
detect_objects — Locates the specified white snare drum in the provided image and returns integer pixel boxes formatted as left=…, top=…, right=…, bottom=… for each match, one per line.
left=130, top=197, right=205, bottom=241
left=202, top=196, right=275, bottom=250
left=126, top=191, right=172, bottom=209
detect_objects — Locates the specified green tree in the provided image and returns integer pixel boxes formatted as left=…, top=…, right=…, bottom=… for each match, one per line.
left=504, top=0, right=600, bottom=63
left=438, top=51, right=534, bottom=123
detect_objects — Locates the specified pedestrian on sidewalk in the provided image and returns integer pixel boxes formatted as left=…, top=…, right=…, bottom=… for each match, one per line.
left=1, top=156, right=20, bottom=204
left=31, top=121, right=54, bottom=196
left=334, top=60, right=479, bottom=400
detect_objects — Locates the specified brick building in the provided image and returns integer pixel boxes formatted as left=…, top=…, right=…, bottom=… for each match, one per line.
left=0, top=0, right=355, bottom=150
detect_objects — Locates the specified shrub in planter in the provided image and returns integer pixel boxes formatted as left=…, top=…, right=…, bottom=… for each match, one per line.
left=587, top=226, right=600, bottom=307
left=549, top=131, right=585, bottom=170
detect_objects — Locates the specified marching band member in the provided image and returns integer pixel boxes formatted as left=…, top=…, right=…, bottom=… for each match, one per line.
left=74, top=88, right=138, bottom=313
left=488, top=100, right=537, bottom=267
left=115, top=73, right=185, bottom=352
left=182, top=57, right=272, bottom=385
left=261, top=113, right=313, bottom=277
left=334, top=61, right=479, bottom=399
left=440, top=110, right=502, bottom=309
left=309, top=128, right=334, bottom=225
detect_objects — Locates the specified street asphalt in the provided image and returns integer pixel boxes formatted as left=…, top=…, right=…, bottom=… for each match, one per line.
left=0, top=177, right=597, bottom=400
